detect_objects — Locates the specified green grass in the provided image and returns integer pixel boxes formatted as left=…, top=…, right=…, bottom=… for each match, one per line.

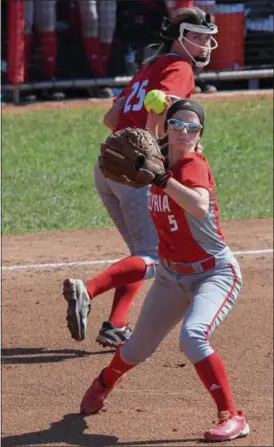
left=2, top=97, right=273, bottom=235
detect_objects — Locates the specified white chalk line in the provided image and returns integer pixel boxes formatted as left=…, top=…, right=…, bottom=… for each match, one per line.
left=2, top=248, right=273, bottom=271
left=115, top=389, right=184, bottom=397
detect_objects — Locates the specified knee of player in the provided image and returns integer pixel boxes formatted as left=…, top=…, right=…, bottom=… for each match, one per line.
left=179, top=324, right=208, bottom=355
left=121, top=337, right=156, bottom=365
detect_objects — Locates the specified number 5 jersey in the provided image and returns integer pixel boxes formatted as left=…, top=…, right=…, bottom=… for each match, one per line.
left=149, top=152, right=227, bottom=264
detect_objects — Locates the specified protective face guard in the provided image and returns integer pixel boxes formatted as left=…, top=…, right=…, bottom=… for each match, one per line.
left=178, top=22, right=218, bottom=68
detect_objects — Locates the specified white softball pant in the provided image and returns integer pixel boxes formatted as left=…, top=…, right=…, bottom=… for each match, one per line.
left=121, top=254, right=242, bottom=365
left=79, top=0, right=117, bottom=43
left=24, top=0, right=56, bottom=33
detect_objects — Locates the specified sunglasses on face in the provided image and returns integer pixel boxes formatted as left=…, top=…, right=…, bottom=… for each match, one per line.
left=167, top=118, right=203, bottom=133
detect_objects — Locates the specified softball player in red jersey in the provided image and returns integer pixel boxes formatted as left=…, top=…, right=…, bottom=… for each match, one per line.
left=79, top=99, right=250, bottom=442
left=23, top=0, right=57, bottom=81
left=63, top=7, right=219, bottom=348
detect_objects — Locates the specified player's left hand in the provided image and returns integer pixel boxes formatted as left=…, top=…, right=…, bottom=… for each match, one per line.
left=99, top=127, right=166, bottom=188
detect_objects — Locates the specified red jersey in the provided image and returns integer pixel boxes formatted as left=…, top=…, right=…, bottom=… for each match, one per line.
left=114, top=54, right=194, bottom=132
left=149, top=152, right=226, bottom=263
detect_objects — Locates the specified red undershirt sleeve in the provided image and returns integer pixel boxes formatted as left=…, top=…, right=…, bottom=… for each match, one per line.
left=179, top=157, right=211, bottom=191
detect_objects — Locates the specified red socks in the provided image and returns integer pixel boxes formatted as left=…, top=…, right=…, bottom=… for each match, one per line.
left=194, top=352, right=235, bottom=414
left=100, top=42, right=112, bottom=77
left=24, top=32, right=56, bottom=81
left=101, top=347, right=236, bottom=409
left=83, top=37, right=112, bottom=77
left=86, top=256, right=147, bottom=299
left=86, top=256, right=148, bottom=328
left=37, top=31, right=57, bottom=79
left=83, top=36, right=104, bottom=76
left=102, top=347, right=136, bottom=388
left=108, top=280, right=144, bottom=327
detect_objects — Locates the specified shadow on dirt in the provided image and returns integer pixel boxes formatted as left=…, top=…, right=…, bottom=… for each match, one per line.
left=1, top=347, right=115, bottom=364
left=2, top=412, right=203, bottom=447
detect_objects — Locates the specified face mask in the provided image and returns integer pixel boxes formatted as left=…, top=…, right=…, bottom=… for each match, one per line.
left=178, top=22, right=218, bottom=67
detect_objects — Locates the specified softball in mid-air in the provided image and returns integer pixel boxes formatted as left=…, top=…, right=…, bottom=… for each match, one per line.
left=144, top=89, right=167, bottom=114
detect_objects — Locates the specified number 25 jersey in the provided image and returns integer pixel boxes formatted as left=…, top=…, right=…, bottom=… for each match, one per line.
left=114, top=54, right=195, bottom=132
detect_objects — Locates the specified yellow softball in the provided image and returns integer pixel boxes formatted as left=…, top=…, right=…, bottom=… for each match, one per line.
left=144, top=89, right=167, bottom=114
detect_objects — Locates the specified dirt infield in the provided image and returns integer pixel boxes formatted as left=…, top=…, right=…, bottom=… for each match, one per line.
left=2, top=91, right=273, bottom=446
left=2, top=219, right=273, bottom=447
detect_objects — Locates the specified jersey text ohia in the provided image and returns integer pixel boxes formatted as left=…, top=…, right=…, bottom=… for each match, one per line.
left=149, top=152, right=226, bottom=263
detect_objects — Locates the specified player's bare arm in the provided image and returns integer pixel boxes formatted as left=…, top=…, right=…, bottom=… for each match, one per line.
left=164, top=181, right=210, bottom=220
left=103, top=96, right=126, bottom=130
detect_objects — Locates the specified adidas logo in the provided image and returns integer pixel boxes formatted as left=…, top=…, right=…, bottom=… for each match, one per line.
left=209, top=383, right=221, bottom=392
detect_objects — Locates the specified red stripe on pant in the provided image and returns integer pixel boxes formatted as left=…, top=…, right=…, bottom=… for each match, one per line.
left=205, top=263, right=238, bottom=340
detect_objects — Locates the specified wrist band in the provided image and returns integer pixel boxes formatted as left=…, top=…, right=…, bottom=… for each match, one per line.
left=153, top=170, right=173, bottom=189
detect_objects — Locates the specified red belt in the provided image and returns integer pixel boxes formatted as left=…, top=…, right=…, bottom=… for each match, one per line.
left=164, top=257, right=216, bottom=274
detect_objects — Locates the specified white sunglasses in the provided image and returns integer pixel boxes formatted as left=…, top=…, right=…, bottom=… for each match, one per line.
left=167, top=118, right=203, bottom=133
